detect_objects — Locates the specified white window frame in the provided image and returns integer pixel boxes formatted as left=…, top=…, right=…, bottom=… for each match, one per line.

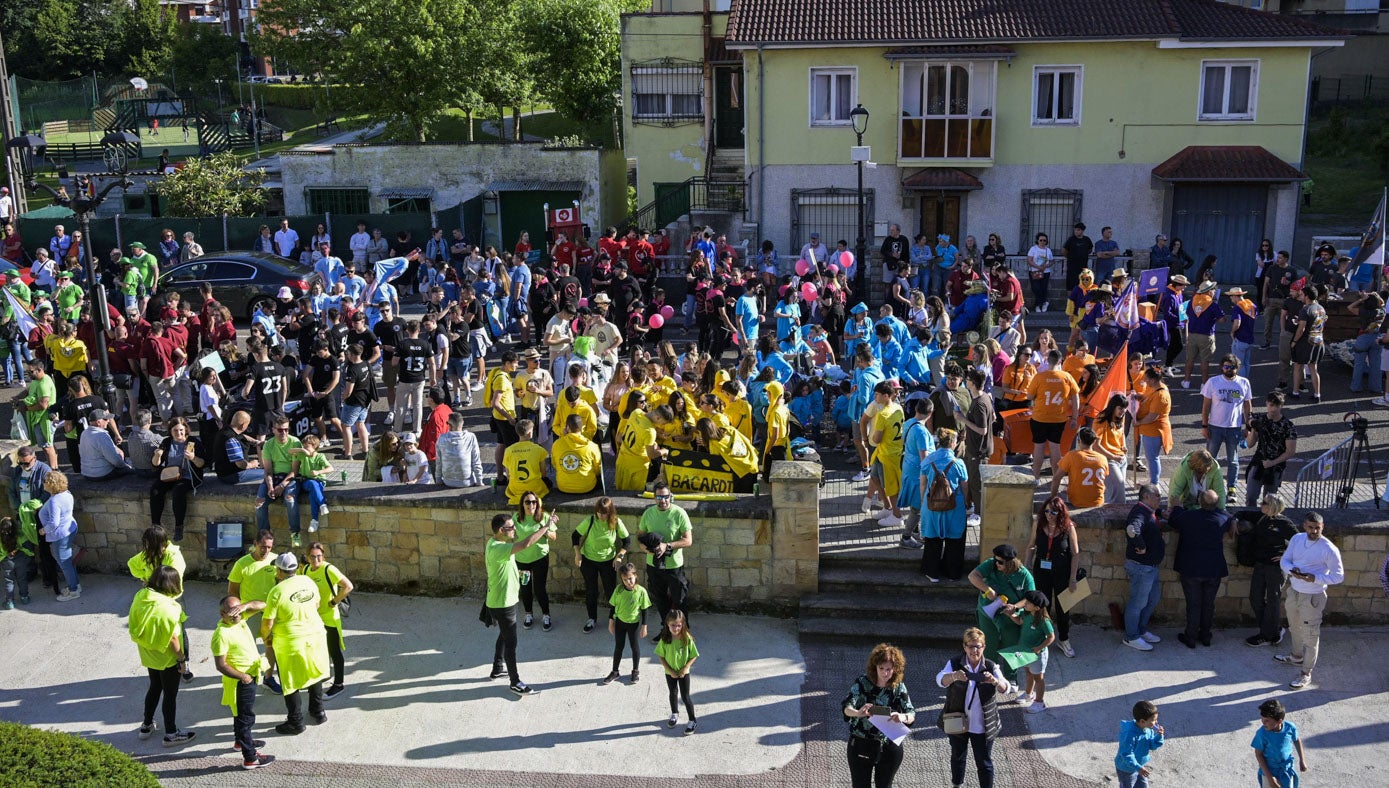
left=808, top=67, right=857, bottom=127
left=1198, top=59, right=1259, bottom=122
left=1031, top=65, right=1083, bottom=127
left=630, top=66, right=703, bottom=122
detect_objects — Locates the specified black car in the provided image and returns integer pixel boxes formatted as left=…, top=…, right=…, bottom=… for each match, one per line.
left=156, top=251, right=322, bottom=320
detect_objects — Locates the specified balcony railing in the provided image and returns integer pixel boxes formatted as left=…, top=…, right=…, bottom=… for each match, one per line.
left=899, top=115, right=993, bottom=160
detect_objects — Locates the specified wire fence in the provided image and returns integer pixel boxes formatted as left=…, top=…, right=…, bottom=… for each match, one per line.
left=1292, top=435, right=1383, bottom=510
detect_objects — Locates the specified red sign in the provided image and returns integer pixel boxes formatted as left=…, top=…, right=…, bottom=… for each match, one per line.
left=550, top=207, right=579, bottom=226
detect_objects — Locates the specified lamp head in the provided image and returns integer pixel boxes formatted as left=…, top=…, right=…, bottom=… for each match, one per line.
left=850, top=104, right=870, bottom=136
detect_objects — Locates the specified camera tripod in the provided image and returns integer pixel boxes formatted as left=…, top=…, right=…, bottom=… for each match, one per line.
left=1335, top=413, right=1381, bottom=509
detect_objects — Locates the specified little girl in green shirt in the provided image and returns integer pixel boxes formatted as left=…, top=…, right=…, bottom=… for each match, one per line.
left=289, top=435, right=334, bottom=534
left=655, top=609, right=699, bottom=735
left=604, top=563, right=651, bottom=686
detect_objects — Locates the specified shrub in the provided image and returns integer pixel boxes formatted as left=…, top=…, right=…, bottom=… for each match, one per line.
left=0, top=721, right=159, bottom=787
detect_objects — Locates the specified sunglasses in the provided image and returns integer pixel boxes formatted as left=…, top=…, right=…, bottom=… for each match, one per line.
left=655, top=495, right=673, bottom=501
left=993, top=558, right=1008, bottom=565
left=1046, top=507, right=1060, bottom=515
left=523, top=499, right=538, bottom=506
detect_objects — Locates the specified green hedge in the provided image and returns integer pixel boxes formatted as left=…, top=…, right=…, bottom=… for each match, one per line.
left=0, top=721, right=159, bottom=787
left=256, top=83, right=362, bottom=111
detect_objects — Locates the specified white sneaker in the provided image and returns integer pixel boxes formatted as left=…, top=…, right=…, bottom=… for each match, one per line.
left=860, top=496, right=879, bottom=514
left=1373, top=396, right=1389, bottom=407
left=852, top=469, right=872, bottom=483
left=1018, top=692, right=1034, bottom=705
left=1180, top=380, right=1191, bottom=389
left=1141, top=631, right=1162, bottom=644
left=470, top=381, right=484, bottom=392
left=320, top=506, right=330, bottom=517
left=384, top=412, right=395, bottom=425
left=1124, top=637, right=1154, bottom=651
left=1058, top=640, right=1075, bottom=658
left=879, top=514, right=903, bottom=528
left=1027, top=700, right=1046, bottom=714
left=875, top=508, right=895, bottom=520
left=309, top=519, right=319, bottom=533
left=967, top=514, right=981, bottom=528
left=57, top=588, right=80, bottom=602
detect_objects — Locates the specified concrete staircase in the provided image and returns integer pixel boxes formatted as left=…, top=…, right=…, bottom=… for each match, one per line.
left=798, top=544, right=984, bottom=648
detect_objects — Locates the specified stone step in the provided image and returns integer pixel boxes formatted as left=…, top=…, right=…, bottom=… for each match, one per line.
left=797, top=615, right=966, bottom=649
left=801, top=590, right=979, bottom=624
left=820, top=543, right=982, bottom=572
left=818, top=564, right=981, bottom=598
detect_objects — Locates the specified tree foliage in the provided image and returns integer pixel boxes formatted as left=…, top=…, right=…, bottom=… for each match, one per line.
left=252, top=0, right=481, bottom=142
left=168, top=23, right=239, bottom=100
left=157, top=152, right=266, bottom=218
left=121, top=0, right=176, bottom=78
left=515, top=0, right=646, bottom=127
left=2, top=0, right=180, bottom=81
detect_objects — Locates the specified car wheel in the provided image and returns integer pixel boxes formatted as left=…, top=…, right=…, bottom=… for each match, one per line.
left=246, top=295, right=274, bottom=321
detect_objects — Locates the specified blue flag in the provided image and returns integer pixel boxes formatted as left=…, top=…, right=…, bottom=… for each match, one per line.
left=1137, top=267, right=1168, bottom=297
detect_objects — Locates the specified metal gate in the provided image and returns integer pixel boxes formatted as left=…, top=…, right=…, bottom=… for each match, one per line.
left=1019, top=188, right=1082, bottom=252
left=790, top=187, right=875, bottom=259
left=1170, top=185, right=1267, bottom=283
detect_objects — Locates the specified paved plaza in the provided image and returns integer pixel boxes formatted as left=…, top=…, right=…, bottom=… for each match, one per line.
left=3, top=575, right=1388, bottom=787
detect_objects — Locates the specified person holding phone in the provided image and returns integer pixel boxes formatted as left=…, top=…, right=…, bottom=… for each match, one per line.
left=936, top=628, right=1006, bottom=788
left=843, top=642, right=915, bottom=788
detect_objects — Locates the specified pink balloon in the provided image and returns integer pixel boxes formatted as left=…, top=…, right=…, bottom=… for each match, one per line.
left=660, top=305, right=675, bottom=319
left=795, top=259, right=811, bottom=277
left=827, top=264, right=840, bottom=274
left=801, top=282, right=818, bottom=301
left=648, top=313, right=665, bottom=329
left=579, top=297, right=588, bottom=308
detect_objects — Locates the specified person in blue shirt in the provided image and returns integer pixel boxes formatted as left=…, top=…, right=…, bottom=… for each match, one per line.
left=314, top=242, right=345, bottom=291
left=695, top=231, right=716, bottom=264
left=909, top=234, right=934, bottom=295
left=788, top=379, right=824, bottom=442
left=1149, top=234, right=1174, bottom=270
left=510, top=259, right=533, bottom=344
left=848, top=346, right=884, bottom=480
left=1115, top=700, right=1165, bottom=788
left=340, top=264, right=367, bottom=304
left=844, top=303, right=871, bottom=362
left=876, top=304, right=910, bottom=347
left=1251, top=699, right=1306, bottom=788
left=1159, top=275, right=1188, bottom=368
left=773, top=288, right=802, bottom=341
left=871, top=323, right=903, bottom=379
left=932, top=234, right=959, bottom=299
left=735, top=280, right=763, bottom=348
left=897, top=395, right=936, bottom=548
left=830, top=380, right=854, bottom=451
left=950, top=280, right=990, bottom=335
left=899, top=328, right=933, bottom=392
left=763, top=348, right=796, bottom=384
left=1181, top=280, right=1226, bottom=388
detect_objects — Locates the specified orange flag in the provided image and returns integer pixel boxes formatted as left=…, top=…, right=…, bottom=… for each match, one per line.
left=1083, top=342, right=1128, bottom=419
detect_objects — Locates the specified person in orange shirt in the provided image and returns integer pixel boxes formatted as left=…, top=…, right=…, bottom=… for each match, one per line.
left=998, top=352, right=1036, bottom=413
left=1127, top=353, right=1151, bottom=475
left=1025, top=349, right=1080, bottom=478
left=1052, top=427, right=1109, bottom=508
left=1135, top=367, right=1172, bottom=485
left=1092, top=394, right=1130, bottom=504
left=1060, top=340, right=1097, bottom=382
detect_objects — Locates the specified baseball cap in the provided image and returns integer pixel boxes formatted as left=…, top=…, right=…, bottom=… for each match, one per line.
left=400, top=432, right=418, bottom=445
left=274, top=553, right=299, bottom=572
left=88, top=409, right=113, bottom=420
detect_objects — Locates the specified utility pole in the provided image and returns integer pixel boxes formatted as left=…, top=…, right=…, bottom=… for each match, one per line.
left=0, top=27, right=28, bottom=217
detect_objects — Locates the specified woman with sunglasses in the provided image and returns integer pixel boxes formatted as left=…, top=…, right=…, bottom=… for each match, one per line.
left=967, top=543, right=1035, bottom=687
left=1023, top=497, right=1081, bottom=658
left=935, top=627, right=1008, bottom=788
left=514, top=493, right=559, bottom=632
left=300, top=542, right=353, bottom=699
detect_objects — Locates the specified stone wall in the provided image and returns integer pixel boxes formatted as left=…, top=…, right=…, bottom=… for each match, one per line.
left=8, top=461, right=822, bottom=612
left=979, top=468, right=1389, bottom=625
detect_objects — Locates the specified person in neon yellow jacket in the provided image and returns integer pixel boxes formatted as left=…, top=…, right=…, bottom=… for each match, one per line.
left=128, top=566, right=196, bottom=746
left=212, top=595, right=275, bottom=770
left=261, top=552, right=329, bottom=735
left=127, top=525, right=186, bottom=588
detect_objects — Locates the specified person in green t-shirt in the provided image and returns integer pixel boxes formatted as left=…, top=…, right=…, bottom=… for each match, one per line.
left=228, top=530, right=280, bottom=692
left=300, top=542, right=353, bottom=699
left=261, top=552, right=329, bottom=734
left=118, top=260, right=142, bottom=311
left=485, top=511, right=550, bottom=695
left=128, top=566, right=196, bottom=746
left=637, top=482, right=693, bottom=627
left=514, top=492, right=558, bottom=632
left=54, top=271, right=83, bottom=321
left=257, top=415, right=303, bottom=546
left=604, top=562, right=652, bottom=685
left=127, top=241, right=160, bottom=313
left=15, top=359, right=57, bottom=469
left=1006, top=589, right=1057, bottom=715
left=967, top=543, right=1036, bottom=683
left=290, top=434, right=334, bottom=534
left=211, top=594, right=274, bottom=769
left=571, top=497, right=631, bottom=633
left=655, top=610, right=700, bottom=735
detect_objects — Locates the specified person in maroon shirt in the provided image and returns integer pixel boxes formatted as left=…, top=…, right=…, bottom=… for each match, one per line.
left=990, top=262, right=1024, bottom=319
left=206, top=305, right=237, bottom=350
left=1, top=224, right=23, bottom=264
left=574, top=235, right=597, bottom=294
left=947, top=258, right=983, bottom=308
left=28, top=306, right=53, bottom=363
left=157, top=292, right=181, bottom=323
left=198, top=282, right=222, bottom=333
left=126, top=308, right=153, bottom=346
left=598, top=227, right=626, bottom=261
left=178, top=302, right=203, bottom=360
left=716, top=234, right=739, bottom=265
left=106, top=323, right=141, bottom=420
left=141, top=322, right=186, bottom=421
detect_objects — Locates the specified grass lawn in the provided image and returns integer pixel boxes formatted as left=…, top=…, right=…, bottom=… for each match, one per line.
left=1303, top=107, right=1389, bottom=226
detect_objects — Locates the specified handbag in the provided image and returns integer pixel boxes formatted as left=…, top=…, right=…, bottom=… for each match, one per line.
left=936, top=663, right=974, bottom=736
left=160, top=465, right=183, bottom=482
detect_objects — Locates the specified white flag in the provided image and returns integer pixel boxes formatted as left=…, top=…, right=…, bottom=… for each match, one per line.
left=3, top=288, right=37, bottom=338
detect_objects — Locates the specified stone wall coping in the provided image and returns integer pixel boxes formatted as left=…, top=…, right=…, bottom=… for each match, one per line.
left=769, top=460, right=823, bottom=482
left=1070, top=502, right=1389, bottom=535
left=979, top=465, right=1038, bottom=488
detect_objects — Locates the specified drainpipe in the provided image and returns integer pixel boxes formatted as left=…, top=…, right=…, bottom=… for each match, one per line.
left=756, top=44, right=765, bottom=241
left=703, top=0, right=713, bottom=172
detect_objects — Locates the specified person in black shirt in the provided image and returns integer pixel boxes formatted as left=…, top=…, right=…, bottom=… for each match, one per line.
left=554, top=264, right=583, bottom=314
left=63, top=376, right=112, bottom=476
left=879, top=224, right=909, bottom=285
left=302, top=342, right=343, bottom=449
left=530, top=267, right=559, bottom=333
left=609, top=263, right=642, bottom=321
left=374, top=304, right=406, bottom=419
left=241, top=338, right=288, bottom=438
left=291, top=297, right=321, bottom=354
left=392, top=320, right=435, bottom=433
left=325, top=308, right=350, bottom=359
left=1062, top=223, right=1094, bottom=292
left=339, top=344, right=373, bottom=458
left=345, top=313, right=380, bottom=366
left=442, top=304, right=473, bottom=407
left=212, top=410, right=264, bottom=484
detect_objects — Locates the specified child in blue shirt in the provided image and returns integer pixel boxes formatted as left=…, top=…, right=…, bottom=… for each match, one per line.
left=788, top=379, right=824, bottom=442
left=1252, top=699, right=1306, bottom=788
left=1115, top=700, right=1165, bottom=788
left=831, top=381, right=853, bottom=451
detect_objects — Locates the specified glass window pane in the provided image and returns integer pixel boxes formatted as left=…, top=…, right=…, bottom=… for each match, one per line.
left=1202, top=66, right=1226, bottom=115
left=1057, top=72, right=1075, bottom=120
left=672, top=94, right=702, bottom=117
left=1036, top=72, right=1055, bottom=120
left=949, top=66, right=970, bottom=115
left=634, top=94, right=665, bottom=116
left=927, top=66, right=946, bottom=115
left=834, top=74, right=852, bottom=120
left=812, top=73, right=830, bottom=121
left=902, top=64, right=924, bottom=116
left=1228, top=66, right=1252, bottom=114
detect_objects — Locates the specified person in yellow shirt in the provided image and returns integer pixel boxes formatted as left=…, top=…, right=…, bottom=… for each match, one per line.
left=513, top=348, right=554, bottom=440
left=553, top=384, right=599, bottom=441
left=651, top=403, right=693, bottom=451
left=643, top=360, right=676, bottom=409
left=486, top=351, right=520, bottom=480
left=762, top=380, right=791, bottom=480
left=1051, top=427, right=1109, bottom=509
left=503, top=419, right=551, bottom=504
left=694, top=417, right=759, bottom=492
left=719, top=380, right=754, bottom=440
left=552, top=414, right=603, bottom=494
left=211, top=595, right=274, bottom=769
left=261, top=552, right=329, bottom=735
left=1026, top=349, right=1080, bottom=478
left=696, top=393, right=733, bottom=432
left=1092, top=394, right=1130, bottom=504
left=617, top=392, right=666, bottom=491
left=868, top=380, right=906, bottom=527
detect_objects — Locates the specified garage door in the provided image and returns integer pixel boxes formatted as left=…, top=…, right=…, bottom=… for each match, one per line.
left=499, top=190, right=583, bottom=258
left=1170, top=185, right=1267, bottom=284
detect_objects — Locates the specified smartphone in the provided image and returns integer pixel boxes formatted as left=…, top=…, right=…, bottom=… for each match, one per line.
left=868, top=705, right=893, bottom=717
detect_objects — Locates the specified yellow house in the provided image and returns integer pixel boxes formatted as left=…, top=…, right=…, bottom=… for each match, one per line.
left=621, top=0, right=1345, bottom=285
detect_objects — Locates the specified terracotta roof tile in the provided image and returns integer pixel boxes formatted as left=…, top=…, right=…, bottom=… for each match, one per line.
left=726, top=0, right=1345, bottom=46
left=883, top=45, right=1016, bottom=60
left=1151, top=146, right=1307, bottom=183
left=901, top=168, right=984, bottom=190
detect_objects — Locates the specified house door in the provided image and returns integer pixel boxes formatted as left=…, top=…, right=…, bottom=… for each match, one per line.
left=1169, top=185, right=1267, bottom=283
left=714, top=67, right=744, bottom=149
left=919, top=195, right=961, bottom=245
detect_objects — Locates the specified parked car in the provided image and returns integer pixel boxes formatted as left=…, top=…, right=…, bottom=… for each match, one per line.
left=0, top=259, right=37, bottom=288
left=156, top=251, right=320, bottom=320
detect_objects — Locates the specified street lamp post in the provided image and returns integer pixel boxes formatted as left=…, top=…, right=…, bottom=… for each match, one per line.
left=849, top=104, right=870, bottom=302
left=5, top=134, right=134, bottom=412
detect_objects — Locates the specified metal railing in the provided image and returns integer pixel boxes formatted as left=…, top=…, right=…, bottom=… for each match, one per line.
left=627, top=176, right=748, bottom=232
left=1292, top=436, right=1378, bottom=510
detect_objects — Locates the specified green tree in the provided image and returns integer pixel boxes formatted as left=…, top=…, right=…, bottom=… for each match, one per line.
left=120, top=0, right=176, bottom=78
left=252, top=0, right=479, bottom=142
left=515, top=0, right=646, bottom=127
left=157, top=152, right=266, bottom=217
left=168, top=23, right=238, bottom=100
